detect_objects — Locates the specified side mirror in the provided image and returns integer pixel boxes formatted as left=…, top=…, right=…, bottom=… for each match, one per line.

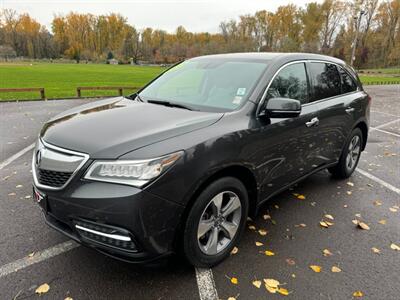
left=261, top=97, right=301, bottom=118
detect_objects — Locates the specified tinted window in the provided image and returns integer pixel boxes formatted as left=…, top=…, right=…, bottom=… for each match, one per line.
left=339, top=67, right=358, bottom=93
left=266, top=63, right=309, bottom=104
left=310, top=63, right=341, bottom=100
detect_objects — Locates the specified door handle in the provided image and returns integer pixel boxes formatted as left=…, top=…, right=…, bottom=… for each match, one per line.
left=305, top=117, right=319, bottom=127
left=345, top=107, right=355, bottom=113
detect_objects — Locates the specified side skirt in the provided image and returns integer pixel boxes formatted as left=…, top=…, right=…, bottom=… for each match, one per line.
left=256, top=162, right=338, bottom=211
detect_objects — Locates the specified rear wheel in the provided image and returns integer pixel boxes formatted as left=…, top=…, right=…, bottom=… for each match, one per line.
left=328, top=128, right=363, bottom=179
left=183, top=177, right=248, bottom=267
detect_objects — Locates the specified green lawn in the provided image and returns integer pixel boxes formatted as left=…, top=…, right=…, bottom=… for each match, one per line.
left=0, top=63, right=165, bottom=100
left=358, top=75, right=400, bottom=85
left=0, top=63, right=399, bottom=101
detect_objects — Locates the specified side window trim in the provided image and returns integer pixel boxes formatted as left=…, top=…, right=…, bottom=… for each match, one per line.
left=337, top=65, right=359, bottom=94
left=256, top=60, right=309, bottom=116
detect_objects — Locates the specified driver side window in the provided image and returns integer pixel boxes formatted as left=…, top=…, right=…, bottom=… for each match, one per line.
left=266, top=63, right=309, bottom=104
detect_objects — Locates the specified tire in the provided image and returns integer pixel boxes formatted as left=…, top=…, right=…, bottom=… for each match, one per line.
left=328, top=128, right=363, bottom=179
left=183, top=177, right=249, bottom=268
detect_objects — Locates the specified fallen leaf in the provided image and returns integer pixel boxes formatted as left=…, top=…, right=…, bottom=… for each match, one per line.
left=331, top=266, right=341, bottom=273
left=16, top=185, right=23, bottom=188
left=278, top=287, right=289, bottom=296
left=371, top=247, right=381, bottom=254
left=295, top=223, right=307, bottom=228
left=248, top=225, right=256, bottom=230
left=264, top=278, right=280, bottom=288
left=378, top=219, right=387, bottom=225
left=230, top=277, right=238, bottom=285
left=291, top=273, right=296, bottom=278
left=325, top=221, right=334, bottom=226
left=258, top=229, right=268, bottom=236
left=310, top=265, right=321, bottom=273
left=320, top=221, right=329, bottom=228
left=297, top=194, right=306, bottom=200
left=8, top=192, right=16, bottom=196
left=357, top=222, right=370, bottom=230
left=310, top=202, right=316, bottom=206
left=353, top=291, right=363, bottom=297
left=252, top=280, right=262, bottom=288
left=347, top=182, right=354, bottom=187
left=347, top=191, right=352, bottom=195
left=389, top=207, right=398, bottom=212
left=264, top=250, right=275, bottom=256
left=355, top=213, right=361, bottom=218
left=227, top=297, right=236, bottom=300
left=263, top=214, right=271, bottom=220
left=390, top=243, right=400, bottom=251
left=352, top=219, right=359, bottom=225
left=274, top=204, right=279, bottom=209
left=324, top=214, right=334, bottom=220
left=24, top=195, right=31, bottom=199
left=230, top=247, right=238, bottom=255
left=65, top=298, right=73, bottom=300
left=255, top=241, right=263, bottom=247
left=35, top=283, right=50, bottom=295
left=28, top=252, right=35, bottom=258
left=373, top=200, right=382, bottom=206
left=323, top=249, right=333, bottom=256
left=265, top=285, right=278, bottom=293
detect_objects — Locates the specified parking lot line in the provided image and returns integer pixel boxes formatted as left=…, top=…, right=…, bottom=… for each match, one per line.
left=0, top=143, right=35, bottom=170
left=373, top=118, right=400, bottom=129
left=356, top=168, right=400, bottom=195
left=370, top=127, right=400, bottom=138
left=195, top=268, right=219, bottom=300
left=0, top=240, right=79, bottom=279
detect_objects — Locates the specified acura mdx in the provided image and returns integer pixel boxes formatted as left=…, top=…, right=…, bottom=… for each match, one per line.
left=32, top=53, right=370, bottom=267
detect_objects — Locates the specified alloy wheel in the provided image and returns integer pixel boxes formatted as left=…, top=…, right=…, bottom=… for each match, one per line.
left=346, top=135, right=361, bottom=172
left=197, top=191, right=242, bottom=255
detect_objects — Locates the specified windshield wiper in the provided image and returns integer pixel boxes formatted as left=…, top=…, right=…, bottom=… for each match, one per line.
left=147, top=99, right=194, bottom=111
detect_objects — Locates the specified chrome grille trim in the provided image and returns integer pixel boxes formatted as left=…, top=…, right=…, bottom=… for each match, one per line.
left=32, top=138, right=90, bottom=190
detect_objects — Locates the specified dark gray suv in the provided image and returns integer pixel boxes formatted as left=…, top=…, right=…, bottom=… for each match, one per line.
left=32, top=53, right=370, bottom=267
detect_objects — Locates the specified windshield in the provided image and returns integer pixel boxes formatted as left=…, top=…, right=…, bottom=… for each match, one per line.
left=139, top=58, right=268, bottom=112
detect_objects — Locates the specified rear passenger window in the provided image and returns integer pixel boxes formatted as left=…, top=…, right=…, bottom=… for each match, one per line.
left=339, top=67, right=358, bottom=93
left=266, top=63, right=309, bottom=104
left=309, top=63, right=341, bottom=101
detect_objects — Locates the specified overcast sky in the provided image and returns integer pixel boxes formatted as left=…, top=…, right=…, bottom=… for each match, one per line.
left=1, top=0, right=320, bottom=33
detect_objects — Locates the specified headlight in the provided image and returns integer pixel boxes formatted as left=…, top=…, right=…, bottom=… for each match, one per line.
left=84, top=151, right=183, bottom=187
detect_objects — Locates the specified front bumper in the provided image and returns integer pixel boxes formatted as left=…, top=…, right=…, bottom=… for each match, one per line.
left=34, top=179, right=185, bottom=263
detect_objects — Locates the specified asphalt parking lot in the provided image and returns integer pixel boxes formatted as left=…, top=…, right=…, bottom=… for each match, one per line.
left=0, top=85, right=399, bottom=299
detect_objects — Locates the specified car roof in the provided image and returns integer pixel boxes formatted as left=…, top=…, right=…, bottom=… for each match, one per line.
left=191, top=52, right=346, bottom=65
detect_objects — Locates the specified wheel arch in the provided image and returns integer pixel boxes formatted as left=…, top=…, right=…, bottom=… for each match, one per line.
left=353, top=120, right=368, bottom=151
left=173, top=164, right=259, bottom=250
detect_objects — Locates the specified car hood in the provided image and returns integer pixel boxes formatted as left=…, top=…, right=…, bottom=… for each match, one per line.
left=41, top=97, right=223, bottom=158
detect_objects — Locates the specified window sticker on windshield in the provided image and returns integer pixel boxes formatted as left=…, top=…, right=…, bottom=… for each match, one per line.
left=232, top=96, right=242, bottom=104
left=236, top=88, right=246, bottom=96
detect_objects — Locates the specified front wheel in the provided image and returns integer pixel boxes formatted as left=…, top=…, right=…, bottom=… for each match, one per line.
left=328, top=128, right=363, bottom=179
left=183, top=177, right=248, bottom=268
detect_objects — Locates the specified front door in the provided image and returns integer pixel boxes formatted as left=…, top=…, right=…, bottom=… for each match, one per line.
left=251, top=62, right=322, bottom=199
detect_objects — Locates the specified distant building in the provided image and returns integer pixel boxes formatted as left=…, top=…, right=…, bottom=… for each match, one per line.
left=108, top=58, right=118, bottom=65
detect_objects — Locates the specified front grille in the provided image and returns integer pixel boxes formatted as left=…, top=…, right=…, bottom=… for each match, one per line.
left=38, top=169, right=73, bottom=188
left=32, top=138, right=89, bottom=190
left=74, top=220, right=137, bottom=252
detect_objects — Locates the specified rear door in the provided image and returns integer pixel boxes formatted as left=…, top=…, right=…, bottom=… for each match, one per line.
left=308, top=61, right=358, bottom=164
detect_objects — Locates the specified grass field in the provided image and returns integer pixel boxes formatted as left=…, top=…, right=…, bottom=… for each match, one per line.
left=0, top=63, right=165, bottom=100
left=0, top=63, right=399, bottom=101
